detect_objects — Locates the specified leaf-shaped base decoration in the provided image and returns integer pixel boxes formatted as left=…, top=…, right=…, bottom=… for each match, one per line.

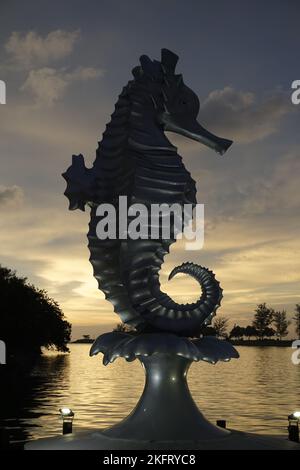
left=90, top=332, right=239, bottom=366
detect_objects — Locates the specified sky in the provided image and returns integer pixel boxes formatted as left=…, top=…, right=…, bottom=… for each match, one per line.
left=0, top=0, right=299, bottom=339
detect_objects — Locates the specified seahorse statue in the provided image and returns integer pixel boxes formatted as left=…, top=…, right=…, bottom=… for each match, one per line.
left=63, top=49, right=232, bottom=337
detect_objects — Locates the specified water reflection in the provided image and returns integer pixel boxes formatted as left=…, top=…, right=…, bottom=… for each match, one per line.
left=0, top=354, right=70, bottom=445
left=189, top=346, right=300, bottom=435
left=1, top=344, right=299, bottom=443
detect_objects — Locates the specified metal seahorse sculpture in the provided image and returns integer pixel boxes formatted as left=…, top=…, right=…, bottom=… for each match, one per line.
left=62, top=49, right=239, bottom=443
left=63, top=49, right=233, bottom=338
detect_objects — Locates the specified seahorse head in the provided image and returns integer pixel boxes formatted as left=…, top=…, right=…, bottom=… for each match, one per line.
left=130, top=49, right=232, bottom=155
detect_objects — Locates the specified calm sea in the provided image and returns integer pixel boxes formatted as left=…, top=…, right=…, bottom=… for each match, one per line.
left=2, top=343, right=300, bottom=445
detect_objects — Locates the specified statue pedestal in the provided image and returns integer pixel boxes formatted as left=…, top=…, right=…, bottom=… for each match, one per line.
left=24, top=335, right=300, bottom=450
left=103, top=353, right=228, bottom=441
left=26, top=333, right=244, bottom=449
left=91, top=332, right=239, bottom=441
left=25, top=430, right=300, bottom=450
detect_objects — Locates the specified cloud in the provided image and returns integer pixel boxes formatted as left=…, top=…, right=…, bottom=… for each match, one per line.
left=0, top=183, right=298, bottom=335
left=68, top=67, right=102, bottom=81
left=210, top=150, right=300, bottom=222
left=21, top=68, right=67, bottom=106
left=48, top=279, right=85, bottom=303
left=2, top=30, right=104, bottom=107
left=20, top=66, right=103, bottom=106
left=5, top=30, right=80, bottom=67
left=200, top=86, right=293, bottom=143
left=228, top=153, right=300, bottom=218
left=0, top=185, right=23, bottom=208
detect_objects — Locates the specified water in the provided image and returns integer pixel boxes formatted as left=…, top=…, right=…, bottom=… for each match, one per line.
left=2, top=344, right=300, bottom=444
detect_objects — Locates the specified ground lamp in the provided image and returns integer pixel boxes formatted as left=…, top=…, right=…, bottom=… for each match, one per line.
left=59, top=408, right=74, bottom=435
left=288, top=411, right=300, bottom=442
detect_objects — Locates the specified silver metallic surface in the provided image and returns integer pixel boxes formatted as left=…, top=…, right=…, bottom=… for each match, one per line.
left=90, top=332, right=239, bottom=365
left=89, top=333, right=239, bottom=441
left=103, top=353, right=229, bottom=441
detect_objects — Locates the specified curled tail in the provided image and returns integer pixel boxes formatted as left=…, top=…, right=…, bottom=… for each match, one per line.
left=124, top=239, right=223, bottom=336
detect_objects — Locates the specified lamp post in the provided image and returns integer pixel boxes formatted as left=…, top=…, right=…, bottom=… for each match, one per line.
left=288, top=411, right=300, bottom=442
left=59, top=408, right=74, bottom=435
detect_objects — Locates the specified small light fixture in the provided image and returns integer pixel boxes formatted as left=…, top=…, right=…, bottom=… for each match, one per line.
left=59, top=408, right=74, bottom=435
left=288, top=411, right=300, bottom=442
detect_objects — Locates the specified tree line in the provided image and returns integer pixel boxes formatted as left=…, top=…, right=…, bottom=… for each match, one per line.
left=113, top=303, right=300, bottom=342
left=0, top=265, right=71, bottom=361
left=211, top=303, right=300, bottom=341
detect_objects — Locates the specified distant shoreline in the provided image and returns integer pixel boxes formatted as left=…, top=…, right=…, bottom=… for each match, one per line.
left=229, top=339, right=296, bottom=347
left=70, top=338, right=298, bottom=347
left=71, top=339, right=95, bottom=344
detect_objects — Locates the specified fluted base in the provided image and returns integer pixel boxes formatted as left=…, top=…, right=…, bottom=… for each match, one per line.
left=103, top=353, right=228, bottom=441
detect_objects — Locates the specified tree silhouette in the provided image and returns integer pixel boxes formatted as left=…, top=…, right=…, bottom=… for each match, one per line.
left=212, top=317, right=229, bottom=339
left=229, top=324, right=245, bottom=340
left=113, top=322, right=136, bottom=334
left=272, top=310, right=290, bottom=340
left=294, top=305, right=300, bottom=339
left=252, top=303, right=274, bottom=340
left=244, top=325, right=258, bottom=340
left=264, top=326, right=276, bottom=338
left=0, top=265, right=71, bottom=357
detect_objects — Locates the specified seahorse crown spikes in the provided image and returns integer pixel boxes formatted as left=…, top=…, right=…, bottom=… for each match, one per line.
left=131, top=49, right=196, bottom=110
